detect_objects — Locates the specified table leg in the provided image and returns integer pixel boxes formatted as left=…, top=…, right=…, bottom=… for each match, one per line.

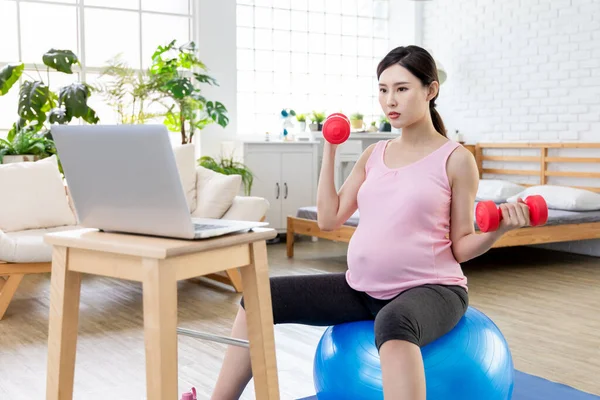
left=142, top=259, right=178, bottom=400
left=240, top=241, right=280, bottom=400
left=46, top=247, right=82, bottom=400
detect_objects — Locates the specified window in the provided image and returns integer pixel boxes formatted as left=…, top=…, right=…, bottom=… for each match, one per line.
left=236, top=0, right=390, bottom=134
left=0, top=0, right=194, bottom=135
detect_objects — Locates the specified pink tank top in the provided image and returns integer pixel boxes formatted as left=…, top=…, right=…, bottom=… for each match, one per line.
left=346, top=139, right=468, bottom=300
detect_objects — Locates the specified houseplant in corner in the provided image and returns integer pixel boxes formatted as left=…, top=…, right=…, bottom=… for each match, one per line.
left=147, top=40, right=229, bottom=145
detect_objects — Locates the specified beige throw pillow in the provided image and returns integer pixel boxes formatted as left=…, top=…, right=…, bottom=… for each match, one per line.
left=192, top=166, right=241, bottom=219
left=0, top=156, right=77, bottom=232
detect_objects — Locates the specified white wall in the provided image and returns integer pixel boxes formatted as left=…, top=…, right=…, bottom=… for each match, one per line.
left=422, top=0, right=600, bottom=143
left=419, top=0, right=600, bottom=256
left=388, top=1, right=420, bottom=49
left=194, top=0, right=238, bottom=159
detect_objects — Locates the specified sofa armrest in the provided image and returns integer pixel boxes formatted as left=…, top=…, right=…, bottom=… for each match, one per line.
left=221, top=196, right=270, bottom=222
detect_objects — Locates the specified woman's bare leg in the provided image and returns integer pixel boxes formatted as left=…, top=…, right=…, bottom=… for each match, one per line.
left=379, top=340, right=426, bottom=400
left=211, top=307, right=252, bottom=400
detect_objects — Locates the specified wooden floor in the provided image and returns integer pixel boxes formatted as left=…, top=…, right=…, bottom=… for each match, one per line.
left=0, top=238, right=599, bottom=399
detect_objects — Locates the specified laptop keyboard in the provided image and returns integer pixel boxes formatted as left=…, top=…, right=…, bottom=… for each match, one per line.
left=194, top=223, right=224, bottom=231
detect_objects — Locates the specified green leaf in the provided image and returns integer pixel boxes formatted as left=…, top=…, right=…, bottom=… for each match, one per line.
left=48, top=108, right=67, bottom=124
left=18, top=81, right=51, bottom=125
left=164, top=110, right=181, bottom=132
left=0, top=63, right=24, bottom=95
left=193, top=73, right=218, bottom=86
left=43, top=49, right=79, bottom=74
left=190, top=93, right=207, bottom=104
left=0, top=138, right=11, bottom=148
left=151, top=40, right=176, bottom=62
left=7, top=123, right=18, bottom=143
left=178, top=41, right=196, bottom=52
left=192, top=118, right=210, bottom=131
left=164, top=78, right=194, bottom=99
left=206, top=101, right=229, bottom=128
left=58, top=83, right=99, bottom=124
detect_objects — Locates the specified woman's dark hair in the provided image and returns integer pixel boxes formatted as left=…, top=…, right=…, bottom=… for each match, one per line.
left=377, top=45, right=446, bottom=137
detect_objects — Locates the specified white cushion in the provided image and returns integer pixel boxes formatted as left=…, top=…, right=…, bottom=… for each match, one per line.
left=221, top=196, right=270, bottom=222
left=192, top=166, right=242, bottom=219
left=0, top=156, right=77, bottom=232
left=172, top=144, right=197, bottom=212
left=507, top=185, right=600, bottom=211
left=0, top=225, right=80, bottom=263
left=476, top=179, right=526, bottom=203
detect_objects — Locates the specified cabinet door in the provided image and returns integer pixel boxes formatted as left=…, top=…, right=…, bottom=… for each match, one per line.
left=281, top=152, right=316, bottom=223
left=244, top=151, right=282, bottom=230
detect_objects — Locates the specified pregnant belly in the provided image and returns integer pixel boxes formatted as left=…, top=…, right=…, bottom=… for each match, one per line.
left=347, top=228, right=435, bottom=283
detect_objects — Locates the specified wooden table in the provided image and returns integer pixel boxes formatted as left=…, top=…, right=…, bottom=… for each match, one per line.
left=44, top=227, right=280, bottom=400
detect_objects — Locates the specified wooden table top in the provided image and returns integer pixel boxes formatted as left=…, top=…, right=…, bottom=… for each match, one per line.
left=44, top=228, right=278, bottom=259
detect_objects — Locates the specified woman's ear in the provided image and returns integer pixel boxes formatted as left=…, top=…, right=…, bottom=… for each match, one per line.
left=427, top=81, right=439, bottom=102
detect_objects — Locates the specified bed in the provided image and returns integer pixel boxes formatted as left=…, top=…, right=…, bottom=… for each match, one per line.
left=286, top=142, right=600, bottom=258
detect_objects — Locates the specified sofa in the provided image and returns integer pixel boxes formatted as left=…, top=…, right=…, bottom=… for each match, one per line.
left=0, top=144, right=269, bottom=320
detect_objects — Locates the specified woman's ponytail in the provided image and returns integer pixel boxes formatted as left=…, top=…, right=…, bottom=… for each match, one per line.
left=429, top=101, right=447, bottom=137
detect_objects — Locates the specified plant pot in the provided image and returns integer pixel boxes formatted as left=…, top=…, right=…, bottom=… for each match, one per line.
left=298, top=121, right=306, bottom=132
left=351, top=119, right=365, bottom=130
left=1, top=155, right=40, bottom=164
left=379, top=122, right=392, bottom=132
left=309, top=123, right=321, bottom=132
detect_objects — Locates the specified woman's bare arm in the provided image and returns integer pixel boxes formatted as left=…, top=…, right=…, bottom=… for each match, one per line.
left=317, top=142, right=376, bottom=231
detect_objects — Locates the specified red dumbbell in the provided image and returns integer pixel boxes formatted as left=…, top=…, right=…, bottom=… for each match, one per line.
left=322, top=113, right=351, bottom=144
left=476, top=195, right=549, bottom=232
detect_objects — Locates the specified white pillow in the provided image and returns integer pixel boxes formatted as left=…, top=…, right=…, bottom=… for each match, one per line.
left=0, top=156, right=77, bottom=232
left=507, top=185, right=600, bottom=211
left=476, top=179, right=526, bottom=203
left=172, top=144, right=197, bottom=213
left=192, top=166, right=242, bottom=219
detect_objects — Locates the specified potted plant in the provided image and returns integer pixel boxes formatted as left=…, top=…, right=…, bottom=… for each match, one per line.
left=296, top=113, right=306, bottom=132
left=0, top=48, right=99, bottom=164
left=147, top=40, right=229, bottom=145
left=379, top=115, right=391, bottom=132
left=367, top=121, right=378, bottom=132
left=309, top=111, right=326, bottom=131
left=350, top=112, right=365, bottom=130
left=197, top=155, right=254, bottom=196
left=0, top=125, right=56, bottom=164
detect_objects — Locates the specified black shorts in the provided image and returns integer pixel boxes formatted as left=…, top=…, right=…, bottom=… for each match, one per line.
left=240, top=272, right=468, bottom=350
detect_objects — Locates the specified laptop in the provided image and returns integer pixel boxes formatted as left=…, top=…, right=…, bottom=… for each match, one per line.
left=51, top=124, right=268, bottom=240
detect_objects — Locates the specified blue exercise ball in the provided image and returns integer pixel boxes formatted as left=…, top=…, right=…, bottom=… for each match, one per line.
left=313, top=307, right=514, bottom=400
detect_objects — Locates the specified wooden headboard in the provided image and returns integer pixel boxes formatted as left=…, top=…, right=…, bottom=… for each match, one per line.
left=472, top=142, right=600, bottom=193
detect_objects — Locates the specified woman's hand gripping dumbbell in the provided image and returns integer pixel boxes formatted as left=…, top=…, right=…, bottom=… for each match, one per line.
left=476, top=196, right=549, bottom=233
left=322, top=113, right=351, bottom=144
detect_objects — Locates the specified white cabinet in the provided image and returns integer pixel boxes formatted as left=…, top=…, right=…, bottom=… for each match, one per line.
left=243, top=142, right=318, bottom=232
